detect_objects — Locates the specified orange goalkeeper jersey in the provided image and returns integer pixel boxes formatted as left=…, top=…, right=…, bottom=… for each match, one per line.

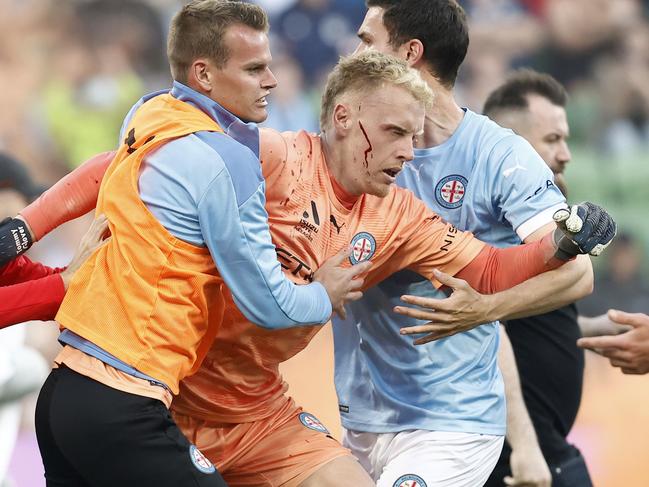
left=172, top=129, right=484, bottom=422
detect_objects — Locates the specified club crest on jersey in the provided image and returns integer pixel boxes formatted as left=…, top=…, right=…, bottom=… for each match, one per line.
left=393, top=474, right=427, bottom=487
left=298, top=412, right=330, bottom=434
left=349, top=232, right=376, bottom=264
left=435, top=174, right=467, bottom=209
left=189, top=445, right=216, bottom=474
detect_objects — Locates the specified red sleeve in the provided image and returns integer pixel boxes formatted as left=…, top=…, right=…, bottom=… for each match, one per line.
left=0, top=273, right=65, bottom=329
left=455, top=232, right=566, bottom=293
left=0, top=255, right=63, bottom=286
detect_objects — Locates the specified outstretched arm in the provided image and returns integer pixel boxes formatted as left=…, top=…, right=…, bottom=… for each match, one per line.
left=395, top=229, right=592, bottom=343
left=577, top=310, right=649, bottom=375
left=0, top=269, right=65, bottom=329
left=396, top=203, right=616, bottom=343
left=0, top=152, right=113, bottom=266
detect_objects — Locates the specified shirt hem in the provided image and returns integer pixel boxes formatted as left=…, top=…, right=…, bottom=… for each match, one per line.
left=340, top=418, right=506, bottom=436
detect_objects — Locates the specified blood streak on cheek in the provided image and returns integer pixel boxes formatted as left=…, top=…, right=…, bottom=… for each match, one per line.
left=358, top=121, right=373, bottom=168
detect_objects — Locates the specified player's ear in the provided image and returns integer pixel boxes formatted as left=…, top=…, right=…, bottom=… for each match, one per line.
left=332, top=103, right=352, bottom=134
left=400, top=39, right=424, bottom=66
left=188, top=59, right=214, bottom=94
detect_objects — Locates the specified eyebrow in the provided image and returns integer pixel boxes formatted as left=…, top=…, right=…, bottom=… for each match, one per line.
left=383, top=123, right=418, bottom=135
left=243, top=61, right=267, bottom=70
left=545, top=131, right=569, bottom=139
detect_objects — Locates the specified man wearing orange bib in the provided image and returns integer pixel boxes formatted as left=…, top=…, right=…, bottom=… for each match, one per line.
left=28, top=2, right=366, bottom=486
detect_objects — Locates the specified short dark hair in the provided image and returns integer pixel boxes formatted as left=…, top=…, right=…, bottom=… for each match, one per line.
left=483, top=69, right=568, bottom=117
left=366, top=0, right=469, bottom=88
left=167, top=0, right=269, bottom=83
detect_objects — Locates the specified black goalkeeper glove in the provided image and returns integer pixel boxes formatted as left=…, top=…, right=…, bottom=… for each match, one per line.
left=0, top=217, right=34, bottom=267
left=552, top=202, right=617, bottom=261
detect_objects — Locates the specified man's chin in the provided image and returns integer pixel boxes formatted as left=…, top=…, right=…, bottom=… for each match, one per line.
left=369, top=185, right=391, bottom=198
left=240, top=109, right=268, bottom=124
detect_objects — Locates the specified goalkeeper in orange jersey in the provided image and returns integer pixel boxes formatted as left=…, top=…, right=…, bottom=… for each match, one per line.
left=1, top=51, right=616, bottom=486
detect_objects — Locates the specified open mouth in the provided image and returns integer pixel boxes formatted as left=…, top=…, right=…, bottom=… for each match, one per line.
left=383, top=167, right=401, bottom=178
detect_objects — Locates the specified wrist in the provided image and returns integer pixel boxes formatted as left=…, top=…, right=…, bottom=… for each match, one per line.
left=0, top=217, right=34, bottom=266
left=15, top=215, right=36, bottom=241
left=513, top=441, right=544, bottom=457
left=508, top=431, right=542, bottom=453
left=483, top=293, right=501, bottom=323
left=60, top=267, right=72, bottom=290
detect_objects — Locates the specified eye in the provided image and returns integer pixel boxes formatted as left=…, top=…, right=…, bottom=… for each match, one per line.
left=358, top=33, right=372, bottom=45
left=545, top=134, right=561, bottom=143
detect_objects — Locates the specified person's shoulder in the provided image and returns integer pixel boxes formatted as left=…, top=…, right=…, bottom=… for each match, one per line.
left=194, top=130, right=257, bottom=161
left=464, top=111, right=541, bottom=166
left=463, top=110, right=519, bottom=149
left=260, top=128, right=319, bottom=168
left=260, top=127, right=317, bottom=151
left=151, top=132, right=263, bottom=193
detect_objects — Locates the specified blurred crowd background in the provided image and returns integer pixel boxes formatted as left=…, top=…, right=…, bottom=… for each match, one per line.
left=0, top=0, right=648, bottom=486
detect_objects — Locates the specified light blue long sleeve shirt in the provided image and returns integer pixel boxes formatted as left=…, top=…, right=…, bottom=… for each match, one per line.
left=132, top=81, right=332, bottom=328
left=60, top=82, right=332, bottom=387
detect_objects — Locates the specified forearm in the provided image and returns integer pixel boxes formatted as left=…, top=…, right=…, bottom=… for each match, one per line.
left=0, top=255, right=63, bottom=286
left=482, top=255, right=592, bottom=323
left=499, top=326, right=542, bottom=451
left=201, top=175, right=331, bottom=328
left=20, top=151, right=113, bottom=240
left=0, top=274, right=65, bottom=328
left=455, top=232, right=565, bottom=296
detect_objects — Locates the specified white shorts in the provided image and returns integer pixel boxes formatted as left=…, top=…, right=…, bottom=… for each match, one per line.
left=343, top=428, right=504, bottom=487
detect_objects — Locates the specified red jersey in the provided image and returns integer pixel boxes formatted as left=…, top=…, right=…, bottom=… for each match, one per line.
left=0, top=255, right=64, bottom=328
left=172, top=129, right=484, bottom=423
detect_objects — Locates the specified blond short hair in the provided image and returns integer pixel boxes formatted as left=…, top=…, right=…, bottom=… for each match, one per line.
left=167, top=0, right=269, bottom=83
left=320, top=50, right=434, bottom=130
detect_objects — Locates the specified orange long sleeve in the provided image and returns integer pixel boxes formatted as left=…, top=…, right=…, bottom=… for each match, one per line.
left=455, top=232, right=567, bottom=294
left=20, top=151, right=114, bottom=240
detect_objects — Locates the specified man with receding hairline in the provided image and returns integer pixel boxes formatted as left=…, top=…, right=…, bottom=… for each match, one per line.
left=483, top=69, right=627, bottom=487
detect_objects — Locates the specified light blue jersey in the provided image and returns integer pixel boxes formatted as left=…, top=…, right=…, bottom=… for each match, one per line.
left=333, top=109, right=566, bottom=435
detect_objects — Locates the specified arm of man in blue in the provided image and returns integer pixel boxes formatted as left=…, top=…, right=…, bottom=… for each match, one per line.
left=138, top=128, right=332, bottom=329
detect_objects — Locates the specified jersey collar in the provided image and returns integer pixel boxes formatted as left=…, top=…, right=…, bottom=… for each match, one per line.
left=170, top=81, right=260, bottom=158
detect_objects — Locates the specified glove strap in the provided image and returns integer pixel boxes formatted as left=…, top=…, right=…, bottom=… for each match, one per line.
left=553, top=228, right=580, bottom=261
left=0, top=217, right=34, bottom=266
